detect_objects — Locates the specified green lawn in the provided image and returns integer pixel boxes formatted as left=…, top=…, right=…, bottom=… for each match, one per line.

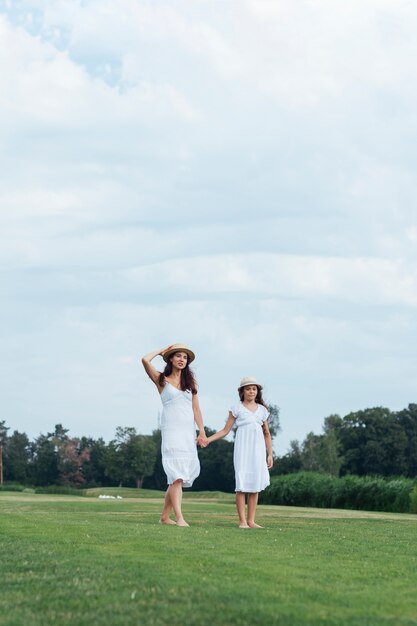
left=1, top=491, right=416, bottom=626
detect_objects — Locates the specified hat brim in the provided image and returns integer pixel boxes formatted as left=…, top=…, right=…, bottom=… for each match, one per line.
left=238, top=383, right=263, bottom=390
left=163, top=348, right=195, bottom=364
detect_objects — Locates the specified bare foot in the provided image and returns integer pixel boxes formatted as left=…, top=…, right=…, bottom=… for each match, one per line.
left=159, top=518, right=177, bottom=525
left=239, top=523, right=250, bottom=529
left=176, top=518, right=190, bottom=527
left=248, top=522, right=263, bottom=528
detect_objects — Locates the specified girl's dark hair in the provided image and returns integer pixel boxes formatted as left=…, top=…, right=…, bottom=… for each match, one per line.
left=159, top=353, right=198, bottom=394
left=238, top=386, right=268, bottom=409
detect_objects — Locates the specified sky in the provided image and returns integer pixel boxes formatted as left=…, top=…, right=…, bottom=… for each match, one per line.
left=0, top=0, right=416, bottom=455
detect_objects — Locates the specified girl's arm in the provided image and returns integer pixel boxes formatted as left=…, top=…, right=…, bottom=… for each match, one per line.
left=206, top=412, right=236, bottom=445
left=262, top=421, right=273, bottom=469
left=192, top=394, right=208, bottom=446
left=141, top=347, right=170, bottom=388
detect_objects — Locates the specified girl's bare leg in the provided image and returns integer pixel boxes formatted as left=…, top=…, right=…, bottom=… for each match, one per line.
left=169, top=480, right=189, bottom=526
left=159, top=488, right=176, bottom=524
left=236, top=491, right=249, bottom=528
left=247, top=492, right=263, bottom=528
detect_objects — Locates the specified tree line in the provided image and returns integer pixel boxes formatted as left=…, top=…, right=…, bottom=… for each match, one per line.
left=1, top=403, right=416, bottom=490
left=273, top=403, right=417, bottom=478
left=0, top=422, right=159, bottom=490
left=0, top=406, right=280, bottom=491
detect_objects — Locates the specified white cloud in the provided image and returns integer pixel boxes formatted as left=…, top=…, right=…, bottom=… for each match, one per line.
left=0, top=13, right=200, bottom=133
left=244, top=0, right=417, bottom=109
left=406, top=226, right=417, bottom=243
left=1, top=1, right=417, bottom=455
left=124, top=253, right=417, bottom=308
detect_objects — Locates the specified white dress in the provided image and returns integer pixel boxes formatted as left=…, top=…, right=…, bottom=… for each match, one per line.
left=160, top=382, right=200, bottom=488
left=230, top=402, right=270, bottom=493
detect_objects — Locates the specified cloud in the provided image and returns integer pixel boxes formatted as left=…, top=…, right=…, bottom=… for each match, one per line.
left=0, top=12, right=200, bottom=139
left=1, top=2, right=416, bottom=455
left=123, top=253, right=417, bottom=309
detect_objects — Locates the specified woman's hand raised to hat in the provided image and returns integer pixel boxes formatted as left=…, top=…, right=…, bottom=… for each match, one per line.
left=160, top=345, right=175, bottom=358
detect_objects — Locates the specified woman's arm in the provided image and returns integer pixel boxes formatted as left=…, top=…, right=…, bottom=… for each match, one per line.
left=262, top=421, right=273, bottom=469
left=206, top=412, right=236, bottom=445
left=141, top=347, right=169, bottom=388
left=192, top=394, right=208, bottom=446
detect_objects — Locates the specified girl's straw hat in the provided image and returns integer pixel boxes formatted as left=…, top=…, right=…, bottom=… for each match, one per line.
left=162, top=343, right=195, bottom=363
left=238, top=376, right=263, bottom=390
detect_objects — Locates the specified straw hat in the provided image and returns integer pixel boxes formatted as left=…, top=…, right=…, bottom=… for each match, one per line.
left=238, top=375, right=263, bottom=390
left=162, top=343, right=195, bottom=363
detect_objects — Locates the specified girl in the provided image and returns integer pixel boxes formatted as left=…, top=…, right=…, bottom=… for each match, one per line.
left=142, top=343, right=207, bottom=527
left=205, top=376, right=273, bottom=528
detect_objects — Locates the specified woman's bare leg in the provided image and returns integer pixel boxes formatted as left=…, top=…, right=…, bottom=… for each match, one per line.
left=159, top=488, right=176, bottom=524
left=236, top=491, right=249, bottom=528
left=169, top=480, right=189, bottom=526
left=247, top=492, right=262, bottom=528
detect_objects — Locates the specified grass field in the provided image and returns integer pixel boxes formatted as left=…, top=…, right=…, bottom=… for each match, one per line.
left=1, top=490, right=417, bottom=626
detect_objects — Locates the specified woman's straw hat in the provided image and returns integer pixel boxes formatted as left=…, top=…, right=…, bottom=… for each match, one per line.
left=238, top=375, right=263, bottom=390
left=162, top=343, right=195, bottom=363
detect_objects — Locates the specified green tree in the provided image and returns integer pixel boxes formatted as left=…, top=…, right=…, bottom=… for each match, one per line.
left=0, top=420, right=9, bottom=444
left=125, top=435, right=157, bottom=488
left=0, top=420, right=9, bottom=485
left=30, top=435, right=59, bottom=486
left=338, top=408, right=408, bottom=477
left=299, top=428, right=343, bottom=476
left=104, top=427, right=157, bottom=488
left=48, top=424, right=69, bottom=445
left=272, top=440, right=302, bottom=475
left=103, top=440, right=128, bottom=486
left=30, top=424, right=71, bottom=486
left=396, top=404, right=417, bottom=477
left=4, top=431, right=30, bottom=482
left=301, top=432, right=323, bottom=472
left=79, top=437, right=111, bottom=487
left=319, top=427, right=343, bottom=476
left=268, top=404, right=281, bottom=439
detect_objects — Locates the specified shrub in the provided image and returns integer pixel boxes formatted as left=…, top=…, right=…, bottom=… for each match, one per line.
left=0, top=482, right=26, bottom=492
left=410, top=486, right=417, bottom=514
left=260, top=472, right=415, bottom=514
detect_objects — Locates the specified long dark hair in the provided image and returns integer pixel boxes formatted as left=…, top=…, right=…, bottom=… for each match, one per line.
left=238, top=386, right=268, bottom=409
left=159, top=354, right=197, bottom=395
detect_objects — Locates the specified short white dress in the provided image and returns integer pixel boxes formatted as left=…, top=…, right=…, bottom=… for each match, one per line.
left=160, top=382, right=200, bottom=488
left=230, top=402, right=270, bottom=493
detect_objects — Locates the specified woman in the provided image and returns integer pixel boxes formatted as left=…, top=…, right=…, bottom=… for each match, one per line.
left=141, top=344, right=207, bottom=526
left=205, top=376, right=273, bottom=528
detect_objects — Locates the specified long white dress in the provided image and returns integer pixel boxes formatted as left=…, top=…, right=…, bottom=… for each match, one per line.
left=160, top=382, right=200, bottom=488
left=231, top=402, right=270, bottom=493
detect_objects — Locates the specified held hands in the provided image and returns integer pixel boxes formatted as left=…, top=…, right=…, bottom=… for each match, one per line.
left=196, top=432, right=209, bottom=448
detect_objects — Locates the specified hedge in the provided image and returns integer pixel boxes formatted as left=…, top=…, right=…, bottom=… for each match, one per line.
left=259, top=472, right=416, bottom=513
left=0, top=483, right=86, bottom=496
